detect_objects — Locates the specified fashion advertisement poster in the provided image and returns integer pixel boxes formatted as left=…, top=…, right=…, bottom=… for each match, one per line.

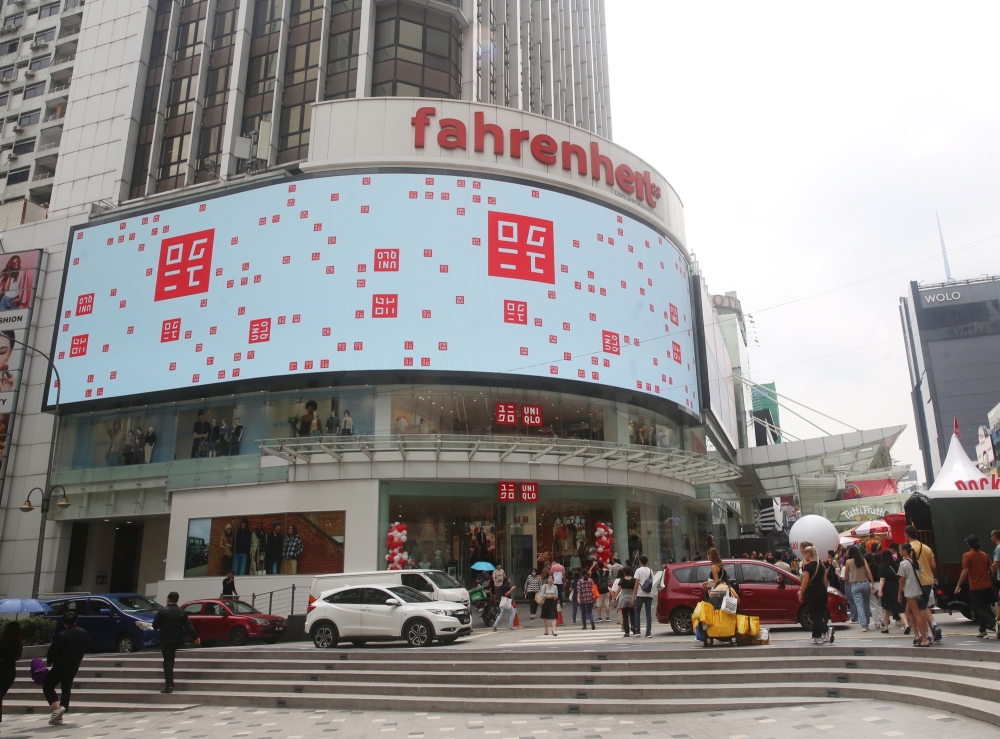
left=184, top=510, right=346, bottom=578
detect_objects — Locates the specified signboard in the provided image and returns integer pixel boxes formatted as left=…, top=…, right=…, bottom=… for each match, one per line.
left=519, top=482, right=538, bottom=502
left=47, top=172, right=699, bottom=414
left=498, top=481, right=517, bottom=501
left=0, top=249, right=41, bottom=501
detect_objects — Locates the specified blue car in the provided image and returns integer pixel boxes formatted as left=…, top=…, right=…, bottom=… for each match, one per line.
left=45, top=594, right=165, bottom=653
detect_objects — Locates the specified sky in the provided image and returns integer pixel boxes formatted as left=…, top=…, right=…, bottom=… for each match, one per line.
left=604, top=1, right=1000, bottom=480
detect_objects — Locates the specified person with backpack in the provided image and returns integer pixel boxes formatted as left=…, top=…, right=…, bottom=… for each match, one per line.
left=905, top=525, right=942, bottom=641
left=43, top=611, right=88, bottom=725
left=613, top=566, right=637, bottom=636
left=590, top=561, right=611, bottom=623
left=954, top=535, right=995, bottom=638
left=633, top=555, right=655, bottom=638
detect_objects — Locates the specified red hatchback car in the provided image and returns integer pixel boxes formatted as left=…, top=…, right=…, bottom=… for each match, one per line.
left=181, top=599, right=287, bottom=646
left=656, top=559, right=850, bottom=635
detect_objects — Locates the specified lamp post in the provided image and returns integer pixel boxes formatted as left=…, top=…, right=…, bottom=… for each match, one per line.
left=9, top=334, right=62, bottom=598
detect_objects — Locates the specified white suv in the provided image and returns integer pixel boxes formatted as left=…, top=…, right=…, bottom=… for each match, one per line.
left=306, top=584, right=472, bottom=648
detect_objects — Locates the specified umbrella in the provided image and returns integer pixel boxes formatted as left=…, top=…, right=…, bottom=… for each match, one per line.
left=848, top=519, right=891, bottom=537
left=470, top=562, right=496, bottom=571
left=839, top=536, right=860, bottom=547
left=0, top=598, right=53, bottom=617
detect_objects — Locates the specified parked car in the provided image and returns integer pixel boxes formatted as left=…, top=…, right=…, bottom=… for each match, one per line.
left=45, top=594, right=165, bottom=653
left=656, top=559, right=850, bottom=635
left=308, top=569, right=470, bottom=609
left=306, top=584, right=472, bottom=648
left=180, top=599, right=287, bottom=646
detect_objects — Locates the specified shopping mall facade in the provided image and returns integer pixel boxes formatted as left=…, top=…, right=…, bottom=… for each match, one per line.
left=0, top=0, right=756, bottom=604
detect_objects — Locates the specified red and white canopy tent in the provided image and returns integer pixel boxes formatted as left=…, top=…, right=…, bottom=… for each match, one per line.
left=930, top=420, right=999, bottom=491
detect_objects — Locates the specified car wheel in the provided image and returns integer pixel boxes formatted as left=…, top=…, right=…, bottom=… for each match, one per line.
left=349, top=639, right=367, bottom=646
left=669, top=606, right=694, bottom=635
left=311, top=621, right=338, bottom=649
left=405, top=619, right=433, bottom=647
left=230, top=626, right=248, bottom=646
left=116, top=634, right=137, bottom=653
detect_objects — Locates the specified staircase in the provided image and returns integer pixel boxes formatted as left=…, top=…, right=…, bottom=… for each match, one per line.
left=6, top=643, right=999, bottom=724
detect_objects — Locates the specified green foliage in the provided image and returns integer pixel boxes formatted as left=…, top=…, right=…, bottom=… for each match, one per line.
left=0, top=616, right=56, bottom=645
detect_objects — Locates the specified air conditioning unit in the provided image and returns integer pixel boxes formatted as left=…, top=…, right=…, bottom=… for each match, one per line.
left=6, top=153, right=16, bottom=161
left=12, top=124, right=22, bottom=132
left=23, top=69, right=33, bottom=78
left=0, top=79, right=10, bottom=86
left=29, top=41, right=45, bottom=50
left=14, top=0, right=24, bottom=6
left=1, top=25, right=17, bottom=34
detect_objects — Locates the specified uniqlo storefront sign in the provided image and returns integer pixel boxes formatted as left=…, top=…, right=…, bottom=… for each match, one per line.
left=47, top=172, right=698, bottom=412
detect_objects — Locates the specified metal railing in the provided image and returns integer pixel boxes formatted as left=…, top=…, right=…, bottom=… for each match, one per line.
left=52, top=54, right=75, bottom=65
left=37, top=140, right=59, bottom=151
left=48, top=81, right=70, bottom=92
left=42, top=113, right=65, bottom=122
left=249, top=584, right=305, bottom=616
left=63, top=0, right=84, bottom=9
left=31, top=171, right=53, bottom=181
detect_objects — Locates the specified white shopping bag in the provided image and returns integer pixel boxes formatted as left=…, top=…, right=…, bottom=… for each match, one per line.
left=721, top=594, right=739, bottom=614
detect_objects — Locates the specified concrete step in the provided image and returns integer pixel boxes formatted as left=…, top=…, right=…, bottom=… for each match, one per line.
left=1, top=701, right=198, bottom=714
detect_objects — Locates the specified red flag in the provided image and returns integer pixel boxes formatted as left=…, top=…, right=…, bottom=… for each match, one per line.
left=954, top=417, right=961, bottom=439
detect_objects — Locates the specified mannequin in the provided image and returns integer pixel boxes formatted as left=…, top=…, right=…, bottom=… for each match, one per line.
left=218, top=419, right=230, bottom=455
left=230, top=418, right=244, bottom=455
left=143, top=426, right=156, bottom=464
left=326, top=412, right=339, bottom=434
left=433, top=550, right=444, bottom=570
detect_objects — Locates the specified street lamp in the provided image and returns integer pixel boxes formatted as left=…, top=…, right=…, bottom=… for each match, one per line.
left=8, top=334, right=61, bottom=598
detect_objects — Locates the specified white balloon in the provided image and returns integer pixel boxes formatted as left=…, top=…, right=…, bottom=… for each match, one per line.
left=788, top=514, right=839, bottom=560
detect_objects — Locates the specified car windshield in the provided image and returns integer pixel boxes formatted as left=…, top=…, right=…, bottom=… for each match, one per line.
left=227, top=601, right=260, bottom=614
left=388, top=586, right=433, bottom=603
left=424, top=570, right=461, bottom=589
left=109, top=595, right=162, bottom=613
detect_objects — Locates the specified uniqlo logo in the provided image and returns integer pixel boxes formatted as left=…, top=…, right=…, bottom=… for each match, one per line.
left=438, top=342, right=448, bottom=351
left=404, top=341, right=414, bottom=350
left=249, top=318, right=271, bottom=343
left=578, top=369, right=586, bottom=378
left=354, top=342, right=363, bottom=351
left=337, top=343, right=346, bottom=351
left=160, top=318, right=181, bottom=343
left=549, top=335, right=557, bottom=343
left=602, top=330, right=620, bottom=355
left=320, top=360, right=329, bottom=368
left=422, top=310, right=431, bottom=318
left=589, top=313, right=596, bottom=321
left=591, top=357, right=598, bottom=365
left=289, top=362, right=298, bottom=371
left=374, top=249, right=399, bottom=271
left=519, top=482, right=539, bottom=502
left=75, top=293, right=94, bottom=316
left=503, top=300, right=527, bottom=325
left=195, top=343, right=203, bottom=352
left=355, top=309, right=365, bottom=318
left=278, top=316, right=286, bottom=325
left=235, top=352, right=242, bottom=361
left=522, top=405, right=542, bottom=426
left=669, top=304, right=679, bottom=325
left=498, top=482, right=517, bottom=502
left=404, top=357, right=413, bottom=366
left=184, top=331, right=192, bottom=339
left=495, top=403, right=517, bottom=425
left=548, top=290, right=556, bottom=299
left=488, top=211, right=555, bottom=284
left=563, top=352, right=572, bottom=361
left=456, top=296, right=465, bottom=304
left=562, top=322, right=570, bottom=331
left=672, top=341, right=682, bottom=363
left=69, top=334, right=88, bottom=357
left=424, top=192, right=434, bottom=200
left=154, top=228, right=214, bottom=301
left=322, top=328, right=331, bottom=337
left=520, top=347, right=528, bottom=355
left=206, top=357, right=215, bottom=366
left=372, top=294, right=398, bottom=318
left=534, top=318, right=543, bottom=327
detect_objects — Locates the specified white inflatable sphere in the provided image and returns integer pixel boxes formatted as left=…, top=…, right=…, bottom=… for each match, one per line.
left=788, top=515, right=839, bottom=560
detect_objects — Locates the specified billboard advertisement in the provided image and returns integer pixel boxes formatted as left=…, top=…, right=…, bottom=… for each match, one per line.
left=47, top=172, right=698, bottom=414
left=696, top=278, right=738, bottom=449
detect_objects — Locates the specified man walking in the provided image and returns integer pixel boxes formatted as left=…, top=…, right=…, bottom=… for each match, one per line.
left=905, top=525, right=942, bottom=641
left=152, top=592, right=200, bottom=694
left=955, top=535, right=994, bottom=638
left=633, top=555, right=655, bottom=638
left=43, top=611, right=88, bottom=725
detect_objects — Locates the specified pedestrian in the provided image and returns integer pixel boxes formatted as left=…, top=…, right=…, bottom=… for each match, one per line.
left=0, top=621, right=22, bottom=726
left=569, top=570, right=580, bottom=624
left=877, top=548, right=907, bottom=634
left=633, top=555, right=655, bottom=638
left=614, top=566, right=637, bottom=636
left=42, top=610, right=88, bottom=725
left=824, top=550, right=841, bottom=591
left=898, top=543, right=931, bottom=647
left=540, top=574, right=559, bottom=635
left=905, top=525, right=942, bottom=641
left=591, top=561, right=611, bottom=623
left=954, top=535, right=994, bottom=638
left=608, top=554, right=624, bottom=582
left=489, top=569, right=516, bottom=631
left=221, top=572, right=238, bottom=599
left=152, top=591, right=201, bottom=694
left=575, top=569, right=596, bottom=630
left=798, top=544, right=834, bottom=644
left=846, top=545, right=874, bottom=631
left=524, top=568, right=542, bottom=620
left=550, top=560, right=565, bottom=605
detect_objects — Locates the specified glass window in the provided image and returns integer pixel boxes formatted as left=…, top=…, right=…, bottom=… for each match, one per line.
left=740, top=563, right=781, bottom=584
left=18, top=110, right=39, bottom=126
left=387, top=585, right=432, bottom=603
left=34, top=27, right=56, bottom=43
left=12, top=138, right=33, bottom=155
left=4, top=13, right=23, bottom=28
left=370, top=1, right=460, bottom=99
left=39, top=2, right=59, bottom=18
left=400, top=573, right=433, bottom=593
left=0, top=92, right=8, bottom=107
left=228, top=601, right=259, bottom=614
left=0, top=66, right=12, bottom=80
left=204, top=602, right=226, bottom=616
left=23, top=82, right=44, bottom=100
left=183, top=603, right=203, bottom=615
left=671, top=565, right=696, bottom=584
left=89, top=599, right=112, bottom=615
left=6, top=166, right=29, bottom=184
left=424, top=570, right=461, bottom=589
left=29, top=56, right=51, bottom=71
left=0, top=39, right=16, bottom=56
left=363, top=587, right=392, bottom=605
left=107, top=595, right=162, bottom=612
left=324, top=587, right=361, bottom=604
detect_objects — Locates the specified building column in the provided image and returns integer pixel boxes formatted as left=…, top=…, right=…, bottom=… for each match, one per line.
left=219, top=0, right=255, bottom=178
left=144, top=0, right=182, bottom=196
left=353, top=0, right=375, bottom=98
left=183, top=0, right=219, bottom=187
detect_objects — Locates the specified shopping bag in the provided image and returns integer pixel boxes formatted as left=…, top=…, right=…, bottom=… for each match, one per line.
left=749, top=616, right=760, bottom=637
left=721, top=594, right=739, bottom=614
left=736, top=614, right=750, bottom=636
left=30, top=658, right=47, bottom=686
left=591, top=583, right=600, bottom=601
left=534, top=591, right=545, bottom=605
left=499, top=596, right=512, bottom=609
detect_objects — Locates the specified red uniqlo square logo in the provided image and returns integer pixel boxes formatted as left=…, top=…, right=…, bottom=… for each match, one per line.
left=495, top=402, right=517, bottom=425
left=404, top=341, right=414, bottom=350
left=154, top=228, right=214, bottom=301
left=520, top=347, right=528, bottom=355
left=404, top=357, right=413, bottom=366
left=488, top=211, right=555, bottom=284
left=374, top=249, right=399, bottom=271
left=372, top=294, right=398, bottom=318
left=337, top=342, right=346, bottom=351
left=322, top=327, right=331, bottom=336
left=519, top=482, right=539, bottom=502
left=534, top=318, right=543, bottom=327
left=672, top=341, right=682, bottom=363
left=67, top=334, right=89, bottom=358
left=420, top=357, right=429, bottom=366
left=355, top=309, right=365, bottom=318
left=249, top=318, right=271, bottom=343
left=320, top=360, right=329, bottom=368
left=75, top=293, right=94, bottom=316
left=422, top=310, right=431, bottom=318
left=160, top=318, right=181, bottom=342
left=522, top=405, right=542, bottom=426
left=354, top=342, right=363, bottom=351
left=602, top=330, right=620, bottom=355
left=669, top=304, right=679, bottom=325
left=504, top=300, right=527, bottom=325
left=438, top=342, right=447, bottom=351
left=498, top=481, right=517, bottom=502
left=456, top=296, right=465, bottom=304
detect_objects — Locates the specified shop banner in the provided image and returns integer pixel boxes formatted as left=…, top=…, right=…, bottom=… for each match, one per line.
left=843, top=479, right=898, bottom=499
left=0, top=249, right=42, bottom=503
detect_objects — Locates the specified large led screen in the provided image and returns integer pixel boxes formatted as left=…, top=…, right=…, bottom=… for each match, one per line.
left=48, top=172, right=699, bottom=412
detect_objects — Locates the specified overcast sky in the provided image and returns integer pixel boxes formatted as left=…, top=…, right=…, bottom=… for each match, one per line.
left=604, top=1, right=1000, bottom=480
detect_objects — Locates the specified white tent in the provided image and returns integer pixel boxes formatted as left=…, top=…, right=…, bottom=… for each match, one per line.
left=930, top=434, right=997, bottom=491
